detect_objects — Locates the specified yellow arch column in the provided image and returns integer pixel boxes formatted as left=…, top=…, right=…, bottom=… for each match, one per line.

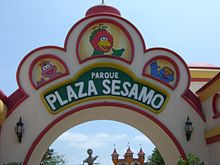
left=0, top=100, right=7, bottom=124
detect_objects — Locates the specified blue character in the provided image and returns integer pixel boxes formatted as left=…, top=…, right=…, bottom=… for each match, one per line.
left=150, top=61, right=174, bottom=83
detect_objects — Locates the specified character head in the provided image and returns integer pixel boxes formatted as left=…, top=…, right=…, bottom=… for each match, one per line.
left=40, top=60, right=57, bottom=78
left=90, top=25, right=113, bottom=53
left=159, top=67, right=174, bottom=81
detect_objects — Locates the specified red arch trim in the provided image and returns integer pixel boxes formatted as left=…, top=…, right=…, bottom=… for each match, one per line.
left=23, top=102, right=186, bottom=164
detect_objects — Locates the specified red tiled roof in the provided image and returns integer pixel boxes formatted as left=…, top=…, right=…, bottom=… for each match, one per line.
left=125, top=147, right=134, bottom=155
left=138, top=148, right=145, bottom=155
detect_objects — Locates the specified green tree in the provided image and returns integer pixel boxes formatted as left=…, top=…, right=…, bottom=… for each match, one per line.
left=3, top=162, right=22, bottom=165
left=177, top=153, right=205, bottom=165
left=146, top=148, right=165, bottom=165
left=40, top=148, right=66, bottom=165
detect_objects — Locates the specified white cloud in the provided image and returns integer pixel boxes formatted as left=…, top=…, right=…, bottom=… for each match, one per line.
left=133, top=135, right=147, bottom=141
left=133, top=135, right=152, bottom=143
left=93, top=133, right=110, bottom=139
left=57, top=131, right=128, bottom=149
left=58, top=132, right=89, bottom=142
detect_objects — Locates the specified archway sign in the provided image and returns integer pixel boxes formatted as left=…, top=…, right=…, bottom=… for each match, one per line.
left=1, top=3, right=220, bottom=165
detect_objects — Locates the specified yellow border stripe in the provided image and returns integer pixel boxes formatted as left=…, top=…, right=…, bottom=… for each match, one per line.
left=198, top=78, right=220, bottom=101
left=205, top=124, right=220, bottom=139
left=0, top=100, right=7, bottom=124
left=190, top=69, right=219, bottom=79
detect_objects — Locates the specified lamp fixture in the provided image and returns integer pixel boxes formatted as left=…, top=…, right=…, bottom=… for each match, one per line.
left=185, top=116, right=193, bottom=141
left=15, top=117, right=24, bottom=143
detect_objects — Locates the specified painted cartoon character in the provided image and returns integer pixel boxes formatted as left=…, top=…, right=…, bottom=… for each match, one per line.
left=89, top=24, right=125, bottom=56
left=36, top=60, right=62, bottom=86
left=150, top=61, right=174, bottom=83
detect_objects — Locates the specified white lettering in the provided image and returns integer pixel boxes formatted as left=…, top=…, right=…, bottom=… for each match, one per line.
left=99, top=72, right=104, bottom=79
left=91, top=72, right=96, bottom=79
left=138, top=86, right=148, bottom=102
left=121, top=81, right=131, bottom=96
left=104, top=72, right=110, bottom=79
left=45, top=94, right=57, bottom=111
left=111, top=80, right=121, bottom=95
left=139, top=89, right=155, bottom=105
left=115, top=72, right=119, bottom=79
left=151, top=94, right=164, bottom=109
left=44, top=73, right=166, bottom=113
left=128, top=83, right=138, bottom=99
left=66, top=85, right=78, bottom=101
left=138, top=87, right=156, bottom=105
left=90, top=72, right=119, bottom=79
left=55, top=91, right=68, bottom=106
left=102, top=79, right=111, bottom=94
left=75, top=82, right=87, bottom=98
left=88, top=80, right=98, bottom=96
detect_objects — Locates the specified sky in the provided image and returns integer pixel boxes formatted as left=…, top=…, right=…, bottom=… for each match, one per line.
left=1, top=0, right=220, bottom=164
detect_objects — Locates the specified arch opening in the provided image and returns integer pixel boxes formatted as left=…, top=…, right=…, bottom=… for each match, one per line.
left=24, top=105, right=185, bottom=164
left=50, top=120, right=156, bottom=164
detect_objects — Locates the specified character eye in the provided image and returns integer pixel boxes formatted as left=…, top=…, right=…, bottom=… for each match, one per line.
left=100, top=36, right=108, bottom=41
left=46, top=64, right=51, bottom=69
left=42, top=66, right=47, bottom=71
left=42, top=64, right=51, bottom=70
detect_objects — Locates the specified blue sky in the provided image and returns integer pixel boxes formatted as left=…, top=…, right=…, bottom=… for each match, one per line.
left=1, top=0, right=220, bottom=95
left=1, top=0, right=220, bottom=164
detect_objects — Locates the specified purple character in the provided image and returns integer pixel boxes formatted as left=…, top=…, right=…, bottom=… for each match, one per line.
left=36, top=60, right=62, bottom=86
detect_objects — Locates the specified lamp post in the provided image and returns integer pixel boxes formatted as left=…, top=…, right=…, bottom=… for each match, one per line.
left=15, top=117, right=24, bottom=143
left=185, top=116, right=193, bottom=141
